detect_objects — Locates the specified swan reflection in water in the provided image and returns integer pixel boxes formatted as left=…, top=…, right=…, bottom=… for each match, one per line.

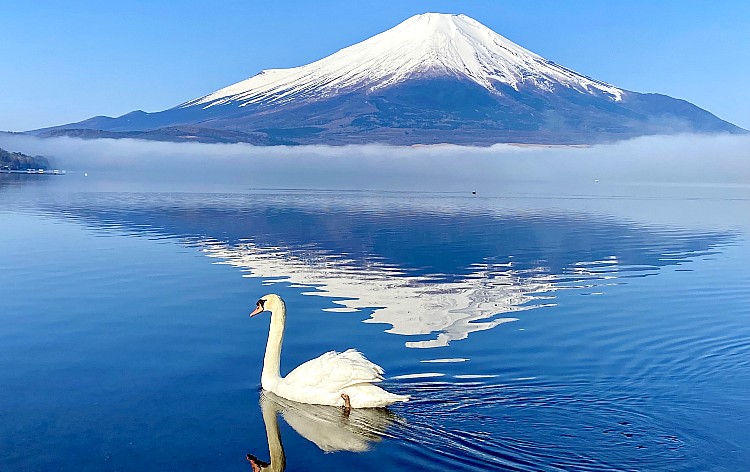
left=247, top=391, right=401, bottom=471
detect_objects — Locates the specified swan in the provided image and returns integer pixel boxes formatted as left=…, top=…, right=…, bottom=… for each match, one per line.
left=249, top=294, right=409, bottom=408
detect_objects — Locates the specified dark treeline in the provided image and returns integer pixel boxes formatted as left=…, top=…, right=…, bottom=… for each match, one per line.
left=0, top=147, right=49, bottom=170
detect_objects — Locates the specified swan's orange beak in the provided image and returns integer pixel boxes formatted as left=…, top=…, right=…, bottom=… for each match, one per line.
left=249, top=298, right=266, bottom=317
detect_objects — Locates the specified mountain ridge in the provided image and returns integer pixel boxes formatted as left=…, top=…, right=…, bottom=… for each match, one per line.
left=32, top=13, right=746, bottom=145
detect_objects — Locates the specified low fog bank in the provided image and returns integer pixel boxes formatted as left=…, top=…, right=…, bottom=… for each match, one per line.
left=0, top=133, right=747, bottom=193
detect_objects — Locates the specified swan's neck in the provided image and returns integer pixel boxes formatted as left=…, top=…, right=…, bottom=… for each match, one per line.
left=261, top=299, right=286, bottom=390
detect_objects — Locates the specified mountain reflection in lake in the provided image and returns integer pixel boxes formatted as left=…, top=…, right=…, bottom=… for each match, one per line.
left=40, top=190, right=734, bottom=348
left=2, top=177, right=749, bottom=471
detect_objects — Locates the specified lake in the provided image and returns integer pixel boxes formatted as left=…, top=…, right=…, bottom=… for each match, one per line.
left=1, top=165, right=749, bottom=471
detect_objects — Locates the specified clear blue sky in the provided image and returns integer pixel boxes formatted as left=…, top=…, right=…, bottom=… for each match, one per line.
left=2, top=0, right=749, bottom=132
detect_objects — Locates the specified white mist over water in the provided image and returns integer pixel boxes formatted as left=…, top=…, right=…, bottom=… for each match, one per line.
left=1, top=134, right=748, bottom=209
left=1, top=133, right=748, bottom=188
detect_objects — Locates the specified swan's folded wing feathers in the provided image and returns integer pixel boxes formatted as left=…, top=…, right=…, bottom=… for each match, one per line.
left=341, top=349, right=385, bottom=376
left=284, top=349, right=386, bottom=392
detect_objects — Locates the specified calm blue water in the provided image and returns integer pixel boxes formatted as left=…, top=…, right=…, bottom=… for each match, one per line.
left=2, top=173, right=749, bottom=471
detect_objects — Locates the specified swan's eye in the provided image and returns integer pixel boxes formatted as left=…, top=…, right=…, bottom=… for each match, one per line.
left=256, top=299, right=265, bottom=310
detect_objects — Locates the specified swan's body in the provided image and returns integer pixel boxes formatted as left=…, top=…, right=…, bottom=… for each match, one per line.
left=249, top=294, right=409, bottom=408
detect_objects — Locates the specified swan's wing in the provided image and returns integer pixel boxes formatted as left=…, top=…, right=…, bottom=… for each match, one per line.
left=283, top=349, right=385, bottom=392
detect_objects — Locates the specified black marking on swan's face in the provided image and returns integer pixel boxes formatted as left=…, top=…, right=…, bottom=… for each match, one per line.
left=249, top=298, right=267, bottom=317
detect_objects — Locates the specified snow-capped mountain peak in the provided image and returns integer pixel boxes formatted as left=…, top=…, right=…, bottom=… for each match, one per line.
left=182, top=13, right=622, bottom=110
left=43, top=12, right=743, bottom=146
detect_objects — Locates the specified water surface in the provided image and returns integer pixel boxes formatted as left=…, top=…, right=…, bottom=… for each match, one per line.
left=1, top=172, right=749, bottom=471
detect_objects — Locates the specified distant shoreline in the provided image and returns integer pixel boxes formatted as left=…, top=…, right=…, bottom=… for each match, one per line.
left=0, top=168, right=65, bottom=175
left=1, top=146, right=51, bottom=171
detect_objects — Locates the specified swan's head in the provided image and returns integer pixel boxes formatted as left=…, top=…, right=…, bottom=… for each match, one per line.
left=249, top=294, right=284, bottom=317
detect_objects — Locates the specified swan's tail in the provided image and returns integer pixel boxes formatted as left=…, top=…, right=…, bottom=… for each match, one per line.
left=388, top=392, right=410, bottom=404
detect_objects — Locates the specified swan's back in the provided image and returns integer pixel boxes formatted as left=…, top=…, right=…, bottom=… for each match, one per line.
left=275, top=349, right=409, bottom=408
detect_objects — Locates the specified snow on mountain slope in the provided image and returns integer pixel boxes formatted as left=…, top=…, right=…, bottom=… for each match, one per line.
left=181, top=13, right=623, bottom=110
left=37, top=11, right=744, bottom=145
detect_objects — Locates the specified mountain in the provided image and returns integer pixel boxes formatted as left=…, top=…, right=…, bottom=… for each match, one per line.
left=33, top=13, right=746, bottom=145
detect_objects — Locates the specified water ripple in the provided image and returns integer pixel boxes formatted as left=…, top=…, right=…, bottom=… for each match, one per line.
left=386, top=378, right=693, bottom=471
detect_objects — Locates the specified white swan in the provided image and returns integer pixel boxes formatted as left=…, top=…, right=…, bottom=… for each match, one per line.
left=249, top=294, right=409, bottom=408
